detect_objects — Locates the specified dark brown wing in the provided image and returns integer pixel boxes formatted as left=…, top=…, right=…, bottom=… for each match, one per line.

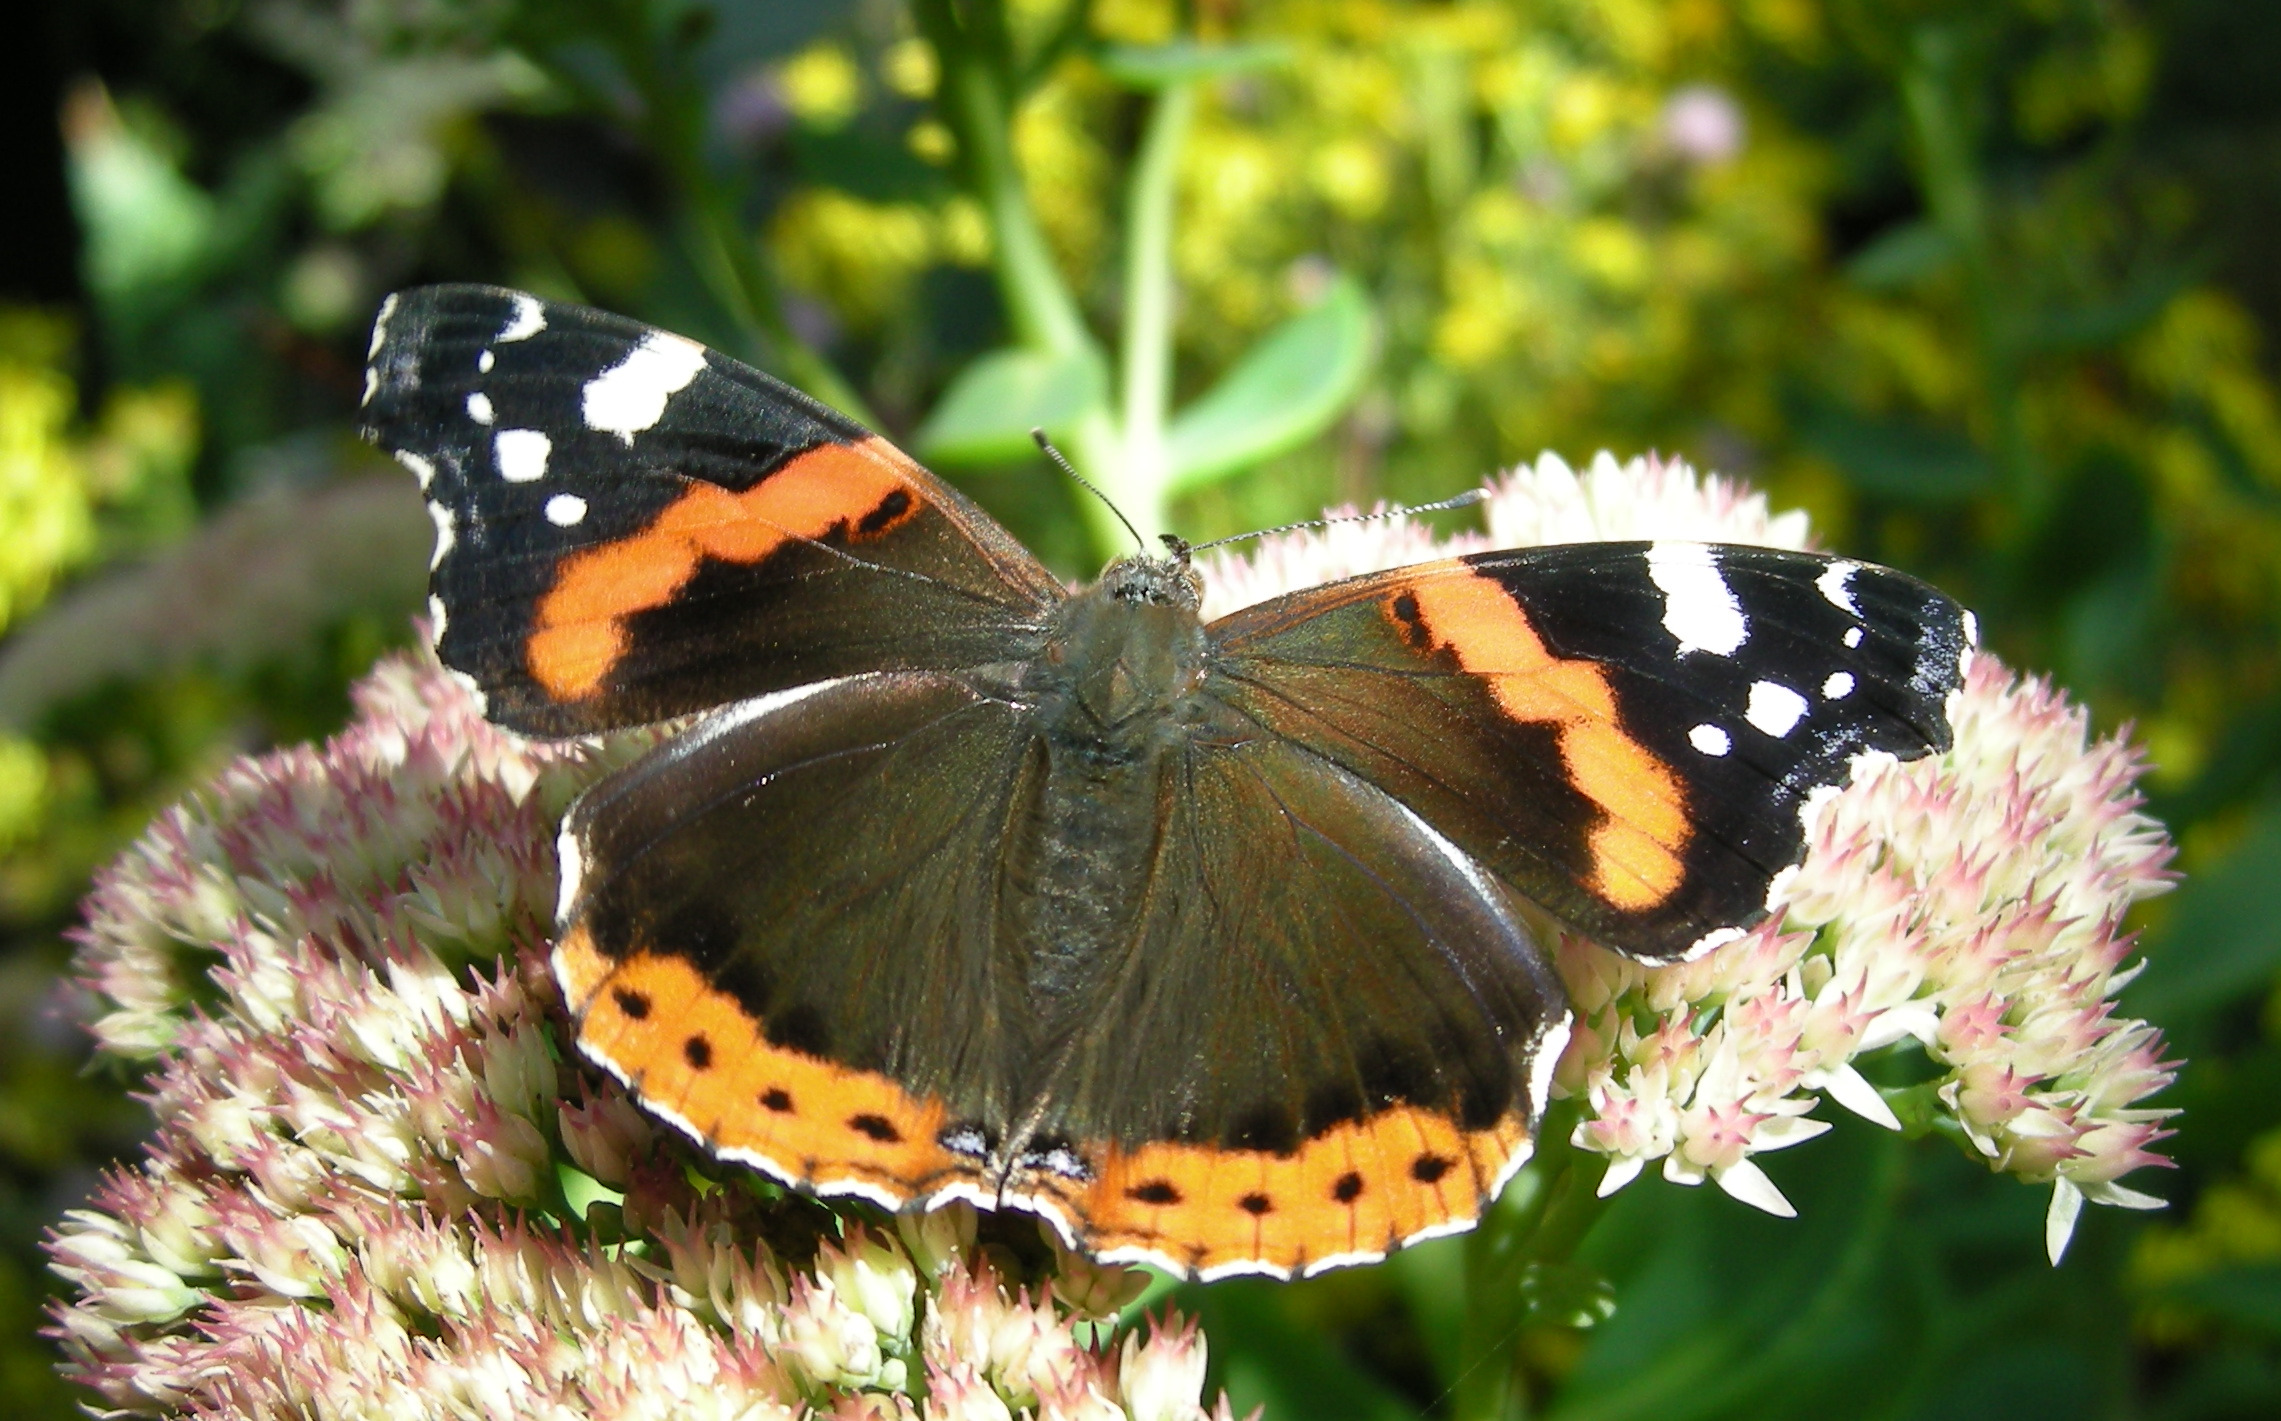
left=553, top=670, right=1036, bottom=1210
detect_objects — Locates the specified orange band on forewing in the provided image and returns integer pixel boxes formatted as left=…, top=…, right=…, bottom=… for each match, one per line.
left=554, top=928, right=975, bottom=1200
left=1401, top=576, right=1689, bottom=910
left=527, top=439, right=923, bottom=700
left=1026, top=1105, right=1529, bottom=1277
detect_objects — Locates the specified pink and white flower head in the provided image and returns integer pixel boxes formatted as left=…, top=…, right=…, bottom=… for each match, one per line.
left=49, top=449, right=2174, bottom=1415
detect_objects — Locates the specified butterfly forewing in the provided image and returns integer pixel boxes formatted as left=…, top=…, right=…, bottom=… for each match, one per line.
left=1207, top=542, right=1972, bottom=960
left=360, top=285, right=1062, bottom=736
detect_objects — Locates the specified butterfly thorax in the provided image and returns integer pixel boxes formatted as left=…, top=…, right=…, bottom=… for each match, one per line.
left=1011, top=555, right=1215, bottom=1021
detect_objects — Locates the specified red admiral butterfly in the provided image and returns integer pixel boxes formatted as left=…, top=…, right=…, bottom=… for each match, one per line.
left=361, top=286, right=1971, bottom=1280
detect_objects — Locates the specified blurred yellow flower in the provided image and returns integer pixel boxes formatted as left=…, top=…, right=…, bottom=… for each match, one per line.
left=779, top=43, right=864, bottom=130
left=0, top=340, right=96, bottom=634
left=1310, top=136, right=1390, bottom=219
left=882, top=36, right=938, bottom=99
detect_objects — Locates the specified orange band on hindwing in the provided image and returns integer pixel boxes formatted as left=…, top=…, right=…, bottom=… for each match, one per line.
left=1389, top=574, right=1690, bottom=910
left=1020, top=1107, right=1531, bottom=1277
left=554, top=927, right=978, bottom=1201
left=527, top=438, right=925, bottom=700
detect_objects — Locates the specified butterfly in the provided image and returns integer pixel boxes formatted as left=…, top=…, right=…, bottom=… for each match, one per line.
left=360, top=285, right=1972, bottom=1281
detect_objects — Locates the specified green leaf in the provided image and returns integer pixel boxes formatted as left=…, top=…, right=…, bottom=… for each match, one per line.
left=1843, top=221, right=1956, bottom=291
left=1166, top=276, right=1376, bottom=494
left=2021, top=263, right=2196, bottom=355
left=1095, top=41, right=1291, bottom=88
left=912, top=347, right=1106, bottom=467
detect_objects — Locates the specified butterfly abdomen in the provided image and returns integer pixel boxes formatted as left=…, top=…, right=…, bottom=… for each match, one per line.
left=1010, top=570, right=1215, bottom=1019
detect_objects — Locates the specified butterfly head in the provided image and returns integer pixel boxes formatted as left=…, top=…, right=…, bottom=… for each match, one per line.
left=1098, top=547, right=1203, bottom=610
left=1036, top=555, right=1208, bottom=737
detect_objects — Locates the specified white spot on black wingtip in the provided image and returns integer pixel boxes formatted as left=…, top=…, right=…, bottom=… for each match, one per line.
left=466, top=391, right=495, bottom=425
left=1822, top=670, right=1855, bottom=699
left=394, top=449, right=436, bottom=490
left=426, top=501, right=457, bottom=570
left=361, top=368, right=377, bottom=406
left=582, top=331, right=708, bottom=444
left=1689, top=723, right=1732, bottom=756
left=367, top=292, right=398, bottom=361
left=1647, top=542, right=1747, bottom=656
left=426, top=593, right=447, bottom=641
left=1816, top=560, right=1861, bottom=615
left=545, top=493, right=588, bottom=527
left=1843, top=626, right=1864, bottom=649
left=477, top=349, right=495, bottom=373
left=497, top=293, right=546, bottom=343
left=1962, top=609, right=1980, bottom=647
left=1745, top=680, right=1809, bottom=738
left=494, top=428, right=551, bottom=483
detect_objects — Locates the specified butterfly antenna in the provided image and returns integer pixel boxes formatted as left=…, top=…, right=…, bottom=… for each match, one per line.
left=1031, top=429, right=1144, bottom=555
left=1187, top=488, right=1488, bottom=555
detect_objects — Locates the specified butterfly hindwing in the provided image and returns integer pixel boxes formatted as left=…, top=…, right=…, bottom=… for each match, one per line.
left=1007, top=727, right=1568, bottom=1280
left=554, top=670, right=1038, bottom=1207
left=360, top=285, right=1062, bottom=735
left=1207, top=541, right=1972, bottom=960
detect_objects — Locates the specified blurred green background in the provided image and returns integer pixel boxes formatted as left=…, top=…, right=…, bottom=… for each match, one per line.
left=6, top=0, right=2281, bottom=1416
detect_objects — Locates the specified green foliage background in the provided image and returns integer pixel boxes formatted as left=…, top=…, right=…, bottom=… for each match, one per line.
left=6, top=0, right=2281, bottom=1415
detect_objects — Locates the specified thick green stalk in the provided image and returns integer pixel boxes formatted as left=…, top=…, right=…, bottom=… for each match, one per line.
left=918, top=0, right=1135, bottom=559
left=1448, top=1103, right=1609, bottom=1421
left=1114, top=81, right=1197, bottom=548
left=938, top=56, right=1095, bottom=356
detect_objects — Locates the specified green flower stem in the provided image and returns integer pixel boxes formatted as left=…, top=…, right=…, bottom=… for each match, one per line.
left=1451, top=1102, right=1609, bottom=1421
left=1114, top=80, right=1197, bottom=550
left=919, top=0, right=1153, bottom=560
left=935, top=47, right=1095, bottom=358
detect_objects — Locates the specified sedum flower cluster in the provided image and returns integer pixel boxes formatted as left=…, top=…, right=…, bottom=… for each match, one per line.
left=55, top=659, right=1237, bottom=1420
left=1207, top=453, right=2180, bottom=1259
left=52, top=451, right=2177, bottom=1414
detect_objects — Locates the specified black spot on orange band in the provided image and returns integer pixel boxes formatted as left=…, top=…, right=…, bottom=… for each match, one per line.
left=553, top=927, right=981, bottom=1203
left=1023, top=1102, right=1532, bottom=1277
